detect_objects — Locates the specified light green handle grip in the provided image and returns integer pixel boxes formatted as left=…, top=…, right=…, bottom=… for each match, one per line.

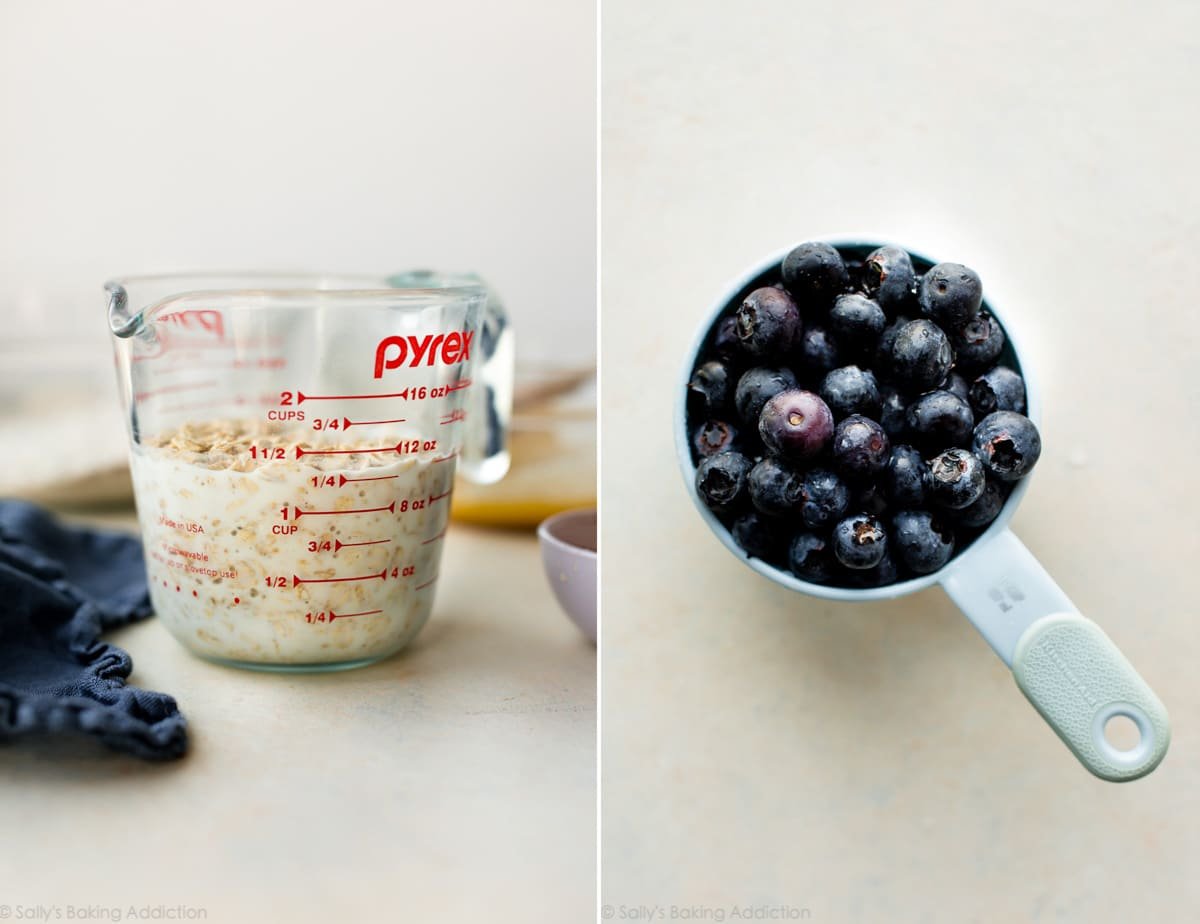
left=1013, top=613, right=1170, bottom=782
left=942, top=528, right=1170, bottom=782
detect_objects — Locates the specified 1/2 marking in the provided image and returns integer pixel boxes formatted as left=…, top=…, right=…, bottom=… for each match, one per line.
left=292, top=570, right=386, bottom=587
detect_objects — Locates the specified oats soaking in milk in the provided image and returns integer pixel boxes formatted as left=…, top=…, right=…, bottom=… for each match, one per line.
left=130, top=420, right=455, bottom=667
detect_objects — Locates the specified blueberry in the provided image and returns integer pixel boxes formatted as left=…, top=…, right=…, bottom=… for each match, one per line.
left=878, top=388, right=908, bottom=439
left=951, top=310, right=1005, bottom=370
left=925, top=447, right=986, bottom=509
left=781, top=242, right=849, bottom=307
left=852, top=483, right=889, bottom=517
left=832, top=415, right=890, bottom=482
left=759, top=389, right=835, bottom=461
left=819, top=365, right=881, bottom=419
left=692, top=420, right=738, bottom=458
left=846, top=551, right=899, bottom=588
left=832, top=513, right=888, bottom=570
left=905, top=390, right=974, bottom=449
left=884, top=445, right=926, bottom=507
left=711, top=315, right=743, bottom=364
left=797, top=325, right=841, bottom=377
left=874, top=314, right=911, bottom=374
left=863, top=246, right=917, bottom=314
left=972, top=411, right=1041, bottom=481
left=919, top=262, right=983, bottom=331
left=891, top=510, right=955, bottom=574
left=954, top=478, right=1008, bottom=529
left=969, top=366, right=1026, bottom=417
left=687, top=360, right=730, bottom=417
left=891, top=319, right=953, bottom=391
left=734, top=367, right=797, bottom=427
left=943, top=372, right=970, bottom=403
left=736, top=287, right=801, bottom=357
left=789, top=532, right=836, bottom=584
left=829, top=293, right=886, bottom=344
left=798, top=469, right=850, bottom=529
left=695, top=451, right=752, bottom=511
left=747, top=457, right=805, bottom=517
left=731, top=512, right=785, bottom=562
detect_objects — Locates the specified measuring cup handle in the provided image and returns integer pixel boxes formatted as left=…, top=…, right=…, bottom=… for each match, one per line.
left=939, top=528, right=1170, bottom=781
left=459, top=291, right=513, bottom=485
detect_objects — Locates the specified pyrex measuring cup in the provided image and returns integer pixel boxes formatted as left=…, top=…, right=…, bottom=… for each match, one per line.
left=107, top=273, right=512, bottom=671
left=676, top=239, right=1170, bottom=781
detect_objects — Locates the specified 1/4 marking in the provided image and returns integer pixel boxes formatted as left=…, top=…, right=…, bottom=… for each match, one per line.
left=305, top=609, right=383, bottom=624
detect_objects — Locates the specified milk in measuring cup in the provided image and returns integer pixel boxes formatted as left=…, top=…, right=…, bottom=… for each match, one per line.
left=129, top=420, right=453, bottom=666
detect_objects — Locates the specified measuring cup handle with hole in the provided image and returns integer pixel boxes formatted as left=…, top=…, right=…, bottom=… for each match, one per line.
left=941, top=528, right=1169, bottom=781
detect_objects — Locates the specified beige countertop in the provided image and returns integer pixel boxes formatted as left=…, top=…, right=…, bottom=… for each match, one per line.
left=601, top=1, right=1199, bottom=920
left=0, top=516, right=595, bottom=923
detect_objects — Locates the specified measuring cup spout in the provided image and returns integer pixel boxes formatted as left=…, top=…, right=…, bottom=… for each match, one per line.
left=459, top=285, right=513, bottom=485
left=387, top=270, right=513, bottom=486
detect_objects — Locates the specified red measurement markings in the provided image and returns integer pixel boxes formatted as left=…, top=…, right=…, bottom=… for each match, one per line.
left=296, top=444, right=396, bottom=459
left=329, top=609, right=383, bottom=622
left=297, top=389, right=410, bottom=404
left=292, top=569, right=387, bottom=587
left=428, top=489, right=452, bottom=504
left=445, top=378, right=472, bottom=393
left=338, top=473, right=399, bottom=486
left=421, top=528, right=447, bottom=546
left=293, top=500, right=396, bottom=519
left=334, top=537, right=392, bottom=551
left=134, top=380, right=218, bottom=401
left=227, top=356, right=287, bottom=369
left=440, top=409, right=467, bottom=426
left=159, top=395, right=251, bottom=416
left=342, top=416, right=407, bottom=429
left=431, top=451, right=459, bottom=464
left=414, top=575, right=439, bottom=591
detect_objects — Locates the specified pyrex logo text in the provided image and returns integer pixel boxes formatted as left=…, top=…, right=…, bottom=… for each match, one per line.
left=373, top=331, right=473, bottom=378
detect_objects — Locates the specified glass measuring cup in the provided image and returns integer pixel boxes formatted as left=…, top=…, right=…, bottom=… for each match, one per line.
left=107, top=273, right=512, bottom=671
left=675, top=238, right=1170, bottom=781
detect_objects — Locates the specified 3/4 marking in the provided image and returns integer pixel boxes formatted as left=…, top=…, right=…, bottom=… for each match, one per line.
left=421, top=528, right=447, bottom=546
left=342, top=416, right=407, bottom=429
left=334, top=537, right=391, bottom=550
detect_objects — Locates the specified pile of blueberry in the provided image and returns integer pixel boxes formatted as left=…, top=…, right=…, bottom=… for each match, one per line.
left=686, top=242, right=1041, bottom=588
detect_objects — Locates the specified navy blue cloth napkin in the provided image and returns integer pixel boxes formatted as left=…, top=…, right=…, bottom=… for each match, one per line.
left=0, top=501, right=187, bottom=760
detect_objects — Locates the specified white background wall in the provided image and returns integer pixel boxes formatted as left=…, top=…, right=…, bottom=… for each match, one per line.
left=0, top=0, right=596, bottom=367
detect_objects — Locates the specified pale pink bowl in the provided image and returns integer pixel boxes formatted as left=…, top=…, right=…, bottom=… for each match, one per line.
left=538, top=508, right=597, bottom=644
